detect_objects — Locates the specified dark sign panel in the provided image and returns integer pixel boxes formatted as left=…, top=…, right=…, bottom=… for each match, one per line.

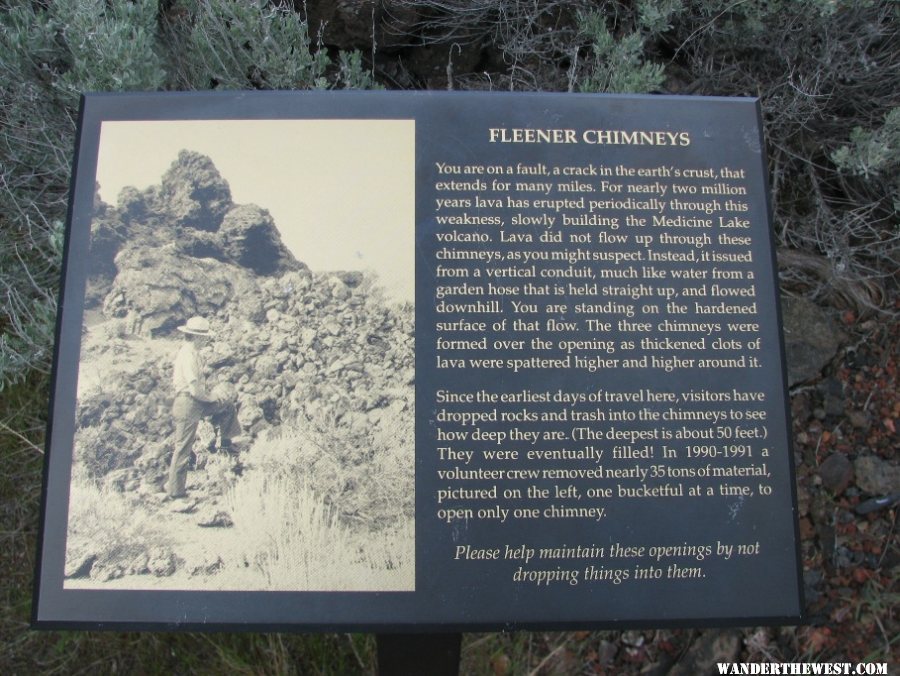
left=34, top=91, right=802, bottom=630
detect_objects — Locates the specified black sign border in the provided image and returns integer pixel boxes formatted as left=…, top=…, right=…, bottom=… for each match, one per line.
left=33, top=90, right=805, bottom=632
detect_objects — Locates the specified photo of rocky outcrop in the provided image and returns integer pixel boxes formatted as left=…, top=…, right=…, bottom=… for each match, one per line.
left=64, top=146, right=415, bottom=592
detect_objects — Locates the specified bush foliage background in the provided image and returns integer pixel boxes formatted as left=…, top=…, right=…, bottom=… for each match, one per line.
left=1, top=0, right=896, bottom=673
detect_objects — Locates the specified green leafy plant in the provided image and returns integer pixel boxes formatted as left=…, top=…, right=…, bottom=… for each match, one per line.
left=163, top=0, right=380, bottom=91
left=53, top=0, right=167, bottom=99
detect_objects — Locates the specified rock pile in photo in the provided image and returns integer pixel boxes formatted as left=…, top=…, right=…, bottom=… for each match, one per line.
left=74, top=150, right=414, bottom=518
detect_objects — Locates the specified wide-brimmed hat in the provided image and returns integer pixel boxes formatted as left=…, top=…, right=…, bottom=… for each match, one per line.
left=177, top=316, right=212, bottom=336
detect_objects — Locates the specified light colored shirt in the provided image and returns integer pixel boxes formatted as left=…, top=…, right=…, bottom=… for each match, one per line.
left=173, top=342, right=208, bottom=399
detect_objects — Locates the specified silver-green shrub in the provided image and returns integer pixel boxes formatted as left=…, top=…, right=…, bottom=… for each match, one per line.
left=163, top=0, right=379, bottom=91
left=0, top=0, right=378, bottom=389
left=832, top=108, right=900, bottom=183
left=165, top=0, right=330, bottom=90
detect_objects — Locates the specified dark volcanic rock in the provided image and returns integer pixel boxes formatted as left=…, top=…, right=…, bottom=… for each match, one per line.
left=818, top=453, right=853, bottom=495
left=92, top=149, right=308, bottom=328
left=155, top=150, right=233, bottom=231
left=86, top=209, right=126, bottom=308
left=854, top=456, right=900, bottom=496
left=65, top=553, right=97, bottom=579
left=782, top=296, right=845, bottom=385
left=107, top=246, right=242, bottom=336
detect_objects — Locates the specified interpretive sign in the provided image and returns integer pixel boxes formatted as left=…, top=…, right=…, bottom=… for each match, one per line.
left=34, top=91, right=802, bottom=630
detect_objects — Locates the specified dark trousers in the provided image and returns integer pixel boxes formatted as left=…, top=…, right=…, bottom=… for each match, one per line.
left=166, top=393, right=241, bottom=498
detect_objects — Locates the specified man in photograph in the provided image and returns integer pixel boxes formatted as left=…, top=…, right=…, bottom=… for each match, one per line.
left=166, top=315, right=241, bottom=500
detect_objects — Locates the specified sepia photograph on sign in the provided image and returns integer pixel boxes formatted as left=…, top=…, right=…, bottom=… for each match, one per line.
left=62, top=119, right=416, bottom=592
